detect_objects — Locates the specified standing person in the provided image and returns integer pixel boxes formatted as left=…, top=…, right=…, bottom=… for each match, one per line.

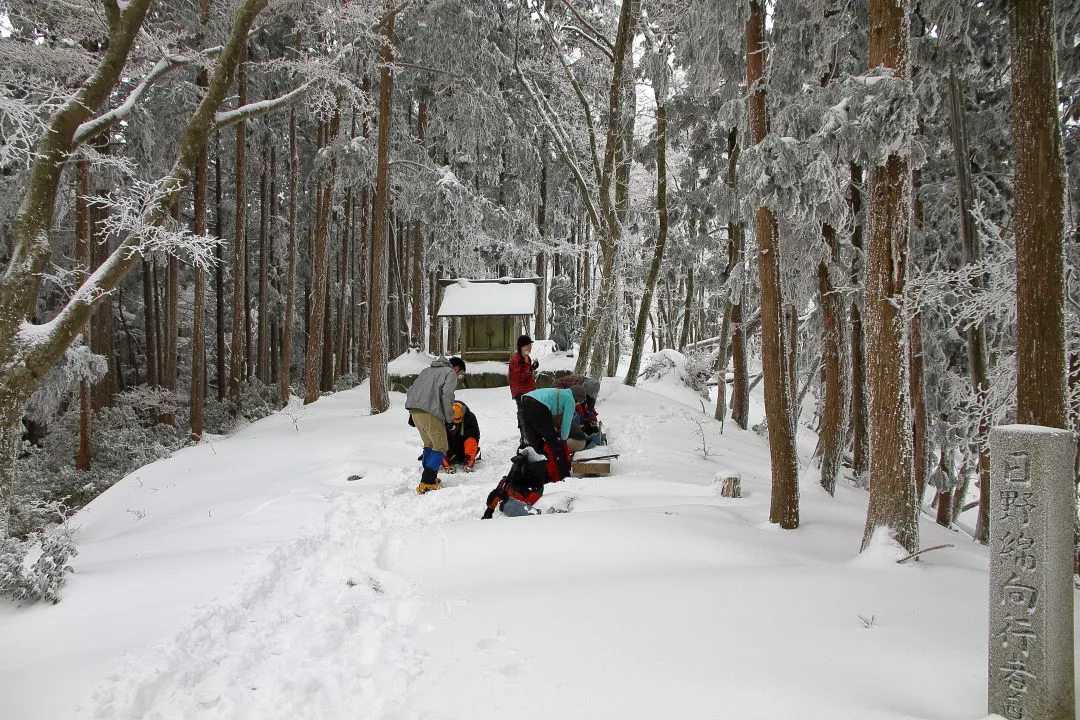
left=518, top=385, right=585, bottom=480
left=406, top=356, right=466, bottom=494
left=508, top=334, right=539, bottom=406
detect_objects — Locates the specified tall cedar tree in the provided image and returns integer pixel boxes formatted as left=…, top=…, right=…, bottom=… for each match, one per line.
left=747, top=0, right=799, bottom=529
left=228, top=45, right=249, bottom=413
left=861, top=0, right=918, bottom=554
left=368, top=4, right=395, bottom=415
left=625, top=61, right=669, bottom=388
left=1010, top=0, right=1068, bottom=429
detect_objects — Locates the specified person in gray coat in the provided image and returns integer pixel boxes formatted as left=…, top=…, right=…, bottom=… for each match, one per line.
left=406, top=356, right=466, bottom=493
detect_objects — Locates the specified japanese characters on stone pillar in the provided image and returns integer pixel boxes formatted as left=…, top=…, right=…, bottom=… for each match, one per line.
left=989, top=425, right=1075, bottom=720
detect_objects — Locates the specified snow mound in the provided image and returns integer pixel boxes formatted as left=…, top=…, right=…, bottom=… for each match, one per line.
left=387, top=349, right=435, bottom=377
left=638, top=349, right=712, bottom=396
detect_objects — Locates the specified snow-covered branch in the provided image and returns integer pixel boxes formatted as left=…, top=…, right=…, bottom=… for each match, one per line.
left=89, top=178, right=223, bottom=268
left=215, top=79, right=315, bottom=129
left=556, top=0, right=614, bottom=58
left=540, top=13, right=603, bottom=187
left=72, top=46, right=223, bottom=147
left=563, top=25, right=615, bottom=61
left=516, top=68, right=601, bottom=231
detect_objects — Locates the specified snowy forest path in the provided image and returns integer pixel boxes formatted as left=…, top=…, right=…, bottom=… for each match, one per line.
left=81, top=391, right=525, bottom=720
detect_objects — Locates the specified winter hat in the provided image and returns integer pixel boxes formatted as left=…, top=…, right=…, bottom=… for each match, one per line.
left=583, top=378, right=601, bottom=398
left=453, top=401, right=465, bottom=423
left=570, top=385, right=587, bottom=403
left=517, top=334, right=534, bottom=351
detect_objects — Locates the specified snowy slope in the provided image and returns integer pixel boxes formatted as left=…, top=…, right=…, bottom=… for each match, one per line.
left=0, top=372, right=1068, bottom=719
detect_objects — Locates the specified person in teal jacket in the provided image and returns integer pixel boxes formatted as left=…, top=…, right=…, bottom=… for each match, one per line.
left=517, top=385, right=585, bottom=479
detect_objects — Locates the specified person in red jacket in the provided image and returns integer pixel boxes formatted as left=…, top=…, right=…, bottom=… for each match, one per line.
left=508, top=335, right=539, bottom=405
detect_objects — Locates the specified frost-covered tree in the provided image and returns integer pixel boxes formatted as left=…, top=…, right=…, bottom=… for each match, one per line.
left=0, top=0, right=270, bottom=539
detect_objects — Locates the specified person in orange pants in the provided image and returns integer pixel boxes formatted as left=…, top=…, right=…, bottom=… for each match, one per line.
left=444, top=401, right=481, bottom=472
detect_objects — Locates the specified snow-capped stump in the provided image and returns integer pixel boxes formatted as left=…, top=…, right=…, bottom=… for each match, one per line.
left=713, top=471, right=742, bottom=498
left=571, top=447, right=619, bottom=477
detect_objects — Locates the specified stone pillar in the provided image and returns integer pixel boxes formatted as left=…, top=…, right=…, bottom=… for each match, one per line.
left=989, top=425, right=1075, bottom=720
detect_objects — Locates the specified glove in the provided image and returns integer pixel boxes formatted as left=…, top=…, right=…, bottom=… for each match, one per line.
left=531, top=360, right=539, bottom=370
left=481, top=507, right=494, bottom=520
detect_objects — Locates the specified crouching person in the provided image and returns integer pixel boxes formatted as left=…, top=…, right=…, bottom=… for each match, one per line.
left=481, top=446, right=549, bottom=518
left=405, top=356, right=466, bottom=494
left=443, top=400, right=481, bottom=472
left=517, top=385, right=584, bottom=480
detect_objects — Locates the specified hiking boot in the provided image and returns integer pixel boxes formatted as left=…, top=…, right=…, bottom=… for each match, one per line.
left=416, top=479, right=443, bottom=494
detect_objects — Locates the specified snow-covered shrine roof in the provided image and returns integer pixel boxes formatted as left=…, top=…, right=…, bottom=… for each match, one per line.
left=437, top=279, right=537, bottom=317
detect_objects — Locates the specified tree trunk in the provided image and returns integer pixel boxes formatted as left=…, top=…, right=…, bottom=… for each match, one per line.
left=730, top=225, right=749, bottom=429
left=321, top=266, right=335, bottom=391
left=747, top=0, right=799, bottom=529
left=339, top=188, right=353, bottom=369
left=535, top=141, right=549, bottom=341
left=626, top=92, right=668, bottom=387
left=357, top=185, right=370, bottom=377
left=229, top=44, right=248, bottom=414
left=948, top=68, right=991, bottom=543
left=257, top=151, right=270, bottom=383
left=75, top=160, right=92, bottom=471
left=411, top=102, right=426, bottom=349
left=190, top=73, right=209, bottom=441
left=909, top=311, right=927, bottom=504
left=848, top=163, right=868, bottom=476
left=269, top=142, right=279, bottom=384
left=861, top=0, right=917, bottom=554
left=390, top=213, right=403, bottom=360
left=280, top=64, right=299, bottom=406
left=429, top=271, right=441, bottom=355
left=719, top=126, right=746, bottom=426
left=369, top=10, right=394, bottom=414
left=817, top=223, right=846, bottom=496
left=152, top=261, right=165, bottom=395
left=244, top=227, right=253, bottom=380
left=90, top=188, right=115, bottom=410
left=306, top=109, right=341, bottom=403
left=215, top=139, right=226, bottom=401
left=1010, top=0, right=1067, bottom=429
left=574, top=0, right=639, bottom=378
left=678, top=265, right=694, bottom=351
left=142, top=259, right=158, bottom=389
left=161, top=201, right=180, bottom=426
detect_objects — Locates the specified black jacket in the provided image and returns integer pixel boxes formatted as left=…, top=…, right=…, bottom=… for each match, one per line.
left=446, top=403, right=480, bottom=441
left=446, top=403, right=480, bottom=461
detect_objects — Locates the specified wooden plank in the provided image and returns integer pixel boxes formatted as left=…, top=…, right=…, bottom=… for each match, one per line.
left=572, top=460, right=611, bottom=477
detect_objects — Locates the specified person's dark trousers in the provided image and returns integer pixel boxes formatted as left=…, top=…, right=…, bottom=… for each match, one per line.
left=514, top=395, right=525, bottom=447
left=518, top=396, right=571, bottom=478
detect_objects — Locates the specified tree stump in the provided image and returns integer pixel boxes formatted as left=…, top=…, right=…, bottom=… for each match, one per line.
left=716, top=471, right=742, bottom=498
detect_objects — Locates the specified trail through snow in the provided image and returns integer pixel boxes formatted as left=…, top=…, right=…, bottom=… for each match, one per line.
left=1, top=378, right=1071, bottom=719
left=84, top=403, right=527, bottom=720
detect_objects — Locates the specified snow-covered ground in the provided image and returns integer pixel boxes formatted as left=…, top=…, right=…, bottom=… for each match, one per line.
left=0, top=367, right=1067, bottom=719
